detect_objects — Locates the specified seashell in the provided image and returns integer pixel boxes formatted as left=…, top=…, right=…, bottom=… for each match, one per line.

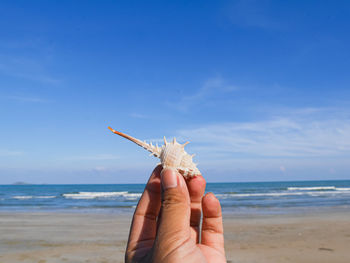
left=108, top=127, right=201, bottom=178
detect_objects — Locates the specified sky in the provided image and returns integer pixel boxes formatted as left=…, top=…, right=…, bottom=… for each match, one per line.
left=1, top=0, right=350, bottom=184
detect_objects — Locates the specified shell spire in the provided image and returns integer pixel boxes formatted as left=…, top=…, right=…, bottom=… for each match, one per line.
left=108, top=127, right=161, bottom=157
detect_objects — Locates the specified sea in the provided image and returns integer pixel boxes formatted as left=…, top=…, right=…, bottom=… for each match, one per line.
left=1, top=180, right=350, bottom=215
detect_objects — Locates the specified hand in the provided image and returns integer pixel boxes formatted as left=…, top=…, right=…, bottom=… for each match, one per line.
left=125, top=165, right=226, bottom=263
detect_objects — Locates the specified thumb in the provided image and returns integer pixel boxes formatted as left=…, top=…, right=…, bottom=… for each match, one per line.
left=155, top=168, right=191, bottom=250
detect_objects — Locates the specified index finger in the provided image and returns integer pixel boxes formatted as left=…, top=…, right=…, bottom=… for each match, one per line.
left=126, top=165, right=162, bottom=258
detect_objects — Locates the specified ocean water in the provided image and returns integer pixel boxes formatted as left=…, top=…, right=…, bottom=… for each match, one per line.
left=0, top=180, right=349, bottom=215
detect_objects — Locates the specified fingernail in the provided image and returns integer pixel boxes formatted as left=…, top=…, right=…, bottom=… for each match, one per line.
left=161, top=168, right=178, bottom=190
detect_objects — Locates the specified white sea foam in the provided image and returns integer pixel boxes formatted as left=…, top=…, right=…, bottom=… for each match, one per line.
left=336, top=188, right=350, bottom=191
left=13, top=196, right=33, bottom=199
left=287, top=186, right=336, bottom=191
left=12, top=195, right=56, bottom=199
left=124, top=193, right=143, bottom=200
left=62, top=191, right=141, bottom=199
left=217, top=192, right=306, bottom=198
left=216, top=190, right=350, bottom=199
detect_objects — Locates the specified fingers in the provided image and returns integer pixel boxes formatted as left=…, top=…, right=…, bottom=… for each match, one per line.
left=186, top=175, right=206, bottom=242
left=201, top=192, right=225, bottom=255
left=153, top=168, right=192, bottom=256
left=126, top=165, right=162, bottom=255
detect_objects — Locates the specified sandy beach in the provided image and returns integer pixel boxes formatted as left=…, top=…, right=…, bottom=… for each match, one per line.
left=0, top=210, right=349, bottom=263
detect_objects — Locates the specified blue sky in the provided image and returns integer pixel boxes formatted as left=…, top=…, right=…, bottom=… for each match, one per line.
left=1, top=0, right=350, bottom=184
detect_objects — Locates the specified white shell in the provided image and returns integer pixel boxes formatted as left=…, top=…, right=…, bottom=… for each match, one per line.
left=108, top=127, right=201, bottom=178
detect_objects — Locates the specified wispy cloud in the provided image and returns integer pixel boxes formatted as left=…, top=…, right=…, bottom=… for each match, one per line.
left=66, top=154, right=120, bottom=161
left=171, top=76, right=237, bottom=111
left=0, top=38, right=51, bottom=50
left=92, top=166, right=108, bottom=172
left=226, top=0, right=283, bottom=30
left=0, top=54, right=59, bottom=84
left=129, top=113, right=151, bottom=119
left=5, top=95, right=50, bottom=103
left=0, top=150, right=23, bottom=157
left=175, top=110, right=350, bottom=159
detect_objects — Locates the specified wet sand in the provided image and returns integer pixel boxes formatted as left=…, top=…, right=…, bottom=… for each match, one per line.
left=0, top=211, right=349, bottom=263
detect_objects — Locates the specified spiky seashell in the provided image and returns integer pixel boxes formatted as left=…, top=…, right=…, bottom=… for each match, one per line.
left=108, top=127, right=201, bottom=178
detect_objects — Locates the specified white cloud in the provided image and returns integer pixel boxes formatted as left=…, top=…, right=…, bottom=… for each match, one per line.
left=171, top=76, right=237, bottom=111
left=66, top=154, right=120, bottom=161
left=0, top=150, right=23, bottom=157
left=93, top=166, right=107, bottom=172
left=175, top=115, right=350, bottom=159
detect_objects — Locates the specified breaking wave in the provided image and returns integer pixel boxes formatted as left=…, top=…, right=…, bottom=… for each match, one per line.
left=217, top=188, right=350, bottom=199
left=287, top=186, right=336, bottom=191
left=62, top=191, right=142, bottom=200
left=12, top=196, right=56, bottom=199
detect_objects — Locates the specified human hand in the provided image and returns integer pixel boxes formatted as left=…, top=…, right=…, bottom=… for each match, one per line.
left=125, top=165, right=226, bottom=263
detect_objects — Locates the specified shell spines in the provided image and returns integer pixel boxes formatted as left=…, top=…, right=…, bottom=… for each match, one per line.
left=108, top=127, right=161, bottom=157
left=108, top=126, right=201, bottom=178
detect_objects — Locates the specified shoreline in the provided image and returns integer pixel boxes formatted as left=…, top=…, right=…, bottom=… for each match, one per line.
left=1, top=210, right=349, bottom=262
left=0, top=203, right=349, bottom=216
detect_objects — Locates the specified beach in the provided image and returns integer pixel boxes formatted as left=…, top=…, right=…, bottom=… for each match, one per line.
left=1, top=210, right=349, bottom=263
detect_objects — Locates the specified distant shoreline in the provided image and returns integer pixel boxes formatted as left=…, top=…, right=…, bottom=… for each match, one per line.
left=11, top=182, right=31, bottom=185
left=3, top=178, right=350, bottom=185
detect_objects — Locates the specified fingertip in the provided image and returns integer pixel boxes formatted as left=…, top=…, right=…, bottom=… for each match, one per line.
left=186, top=175, right=206, bottom=195
left=145, top=165, right=162, bottom=193
left=203, top=192, right=222, bottom=216
left=152, top=164, right=163, bottom=179
left=187, top=174, right=206, bottom=183
left=196, top=175, right=207, bottom=188
left=204, top=192, right=218, bottom=201
left=160, top=168, right=178, bottom=190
